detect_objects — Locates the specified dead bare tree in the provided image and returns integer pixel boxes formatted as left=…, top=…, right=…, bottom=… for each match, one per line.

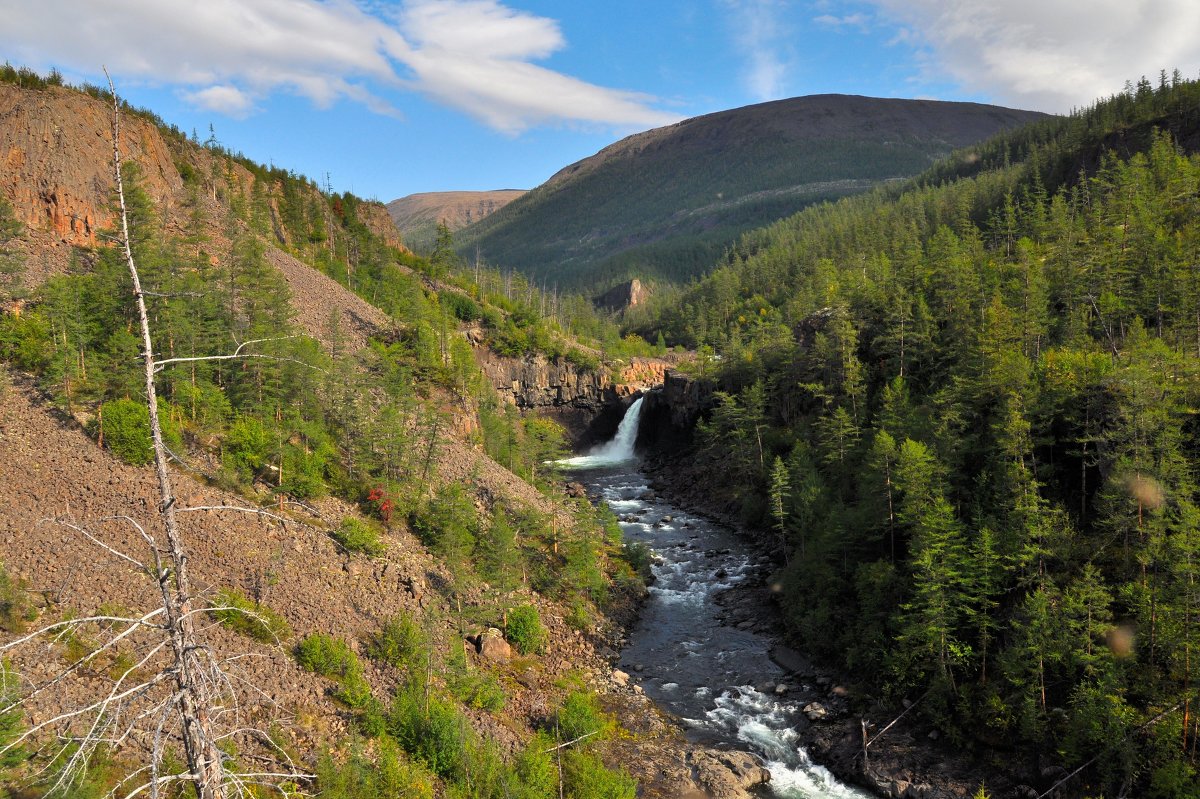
left=0, top=72, right=310, bottom=799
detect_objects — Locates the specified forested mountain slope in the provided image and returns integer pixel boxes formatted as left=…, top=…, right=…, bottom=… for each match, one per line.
left=457, top=95, right=1048, bottom=290
left=0, top=70, right=747, bottom=799
left=637, top=74, right=1200, bottom=797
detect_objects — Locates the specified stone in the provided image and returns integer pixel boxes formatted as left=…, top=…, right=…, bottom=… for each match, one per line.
left=831, top=685, right=849, bottom=697
left=477, top=628, right=512, bottom=663
left=926, top=729, right=940, bottom=741
left=612, top=669, right=630, bottom=687
left=803, top=702, right=828, bottom=722
left=774, top=683, right=789, bottom=695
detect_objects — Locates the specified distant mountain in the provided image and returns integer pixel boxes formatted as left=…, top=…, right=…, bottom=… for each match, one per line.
left=387, top=189, right=525, bottom=253
left=456, top=94, right=1050, bottom=289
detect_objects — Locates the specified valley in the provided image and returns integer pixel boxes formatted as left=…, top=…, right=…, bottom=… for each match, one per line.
left=2, top=54, right=1200, bottom=799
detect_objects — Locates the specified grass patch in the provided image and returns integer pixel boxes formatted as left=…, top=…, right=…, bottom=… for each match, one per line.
left=211, top=588, right=291, bottom=644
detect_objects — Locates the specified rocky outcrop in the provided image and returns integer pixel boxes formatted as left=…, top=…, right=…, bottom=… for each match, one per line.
left=594, top=278, right=649, bottom=311
left=0, top=84, right=182, bottom=244
left=475, top=347, right=616, bottom=411
left=638, top=368, right=716, bottom=449
left=473, top=346, right=673, bottom=446
left=357, top=201, right=408, bottom=251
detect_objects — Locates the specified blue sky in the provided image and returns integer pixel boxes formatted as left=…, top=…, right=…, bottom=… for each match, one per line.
left=3, top=1, right=1199, bottom=202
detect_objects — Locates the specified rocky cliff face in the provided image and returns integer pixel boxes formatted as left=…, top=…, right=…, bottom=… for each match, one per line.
left=638, top=368, right=716, bottom=448
left=594, top=278, right=649, bottom=311
left=0, top=84, right=182, bottom=244
left=473, top=347, right=672, bottom=446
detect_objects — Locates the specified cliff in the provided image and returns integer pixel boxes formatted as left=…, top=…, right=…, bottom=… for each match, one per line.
left=0, top=84, right=182, bottom=244
left=473, top=346, right=672, bottom=446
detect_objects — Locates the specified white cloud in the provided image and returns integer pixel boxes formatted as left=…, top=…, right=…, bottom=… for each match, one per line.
left=813, top=12, right=871, bottom=30
left=0, top=0, right=679, bottom=133
left=865, top=0, right=1200, bottom=112
left=184, top=85, right=256, bottom=118
left=720, top=0, right=795, bottom=102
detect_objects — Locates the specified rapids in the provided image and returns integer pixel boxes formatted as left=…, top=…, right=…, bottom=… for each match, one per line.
left=560, top=401, right=872, bottom=799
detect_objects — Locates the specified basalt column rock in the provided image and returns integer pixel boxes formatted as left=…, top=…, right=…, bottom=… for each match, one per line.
left=474, top=346, right=670, bottom=447
left=638, top=368, right=716, bottom=448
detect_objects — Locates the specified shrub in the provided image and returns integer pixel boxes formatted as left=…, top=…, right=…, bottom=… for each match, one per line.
left=94, top=398, right=185, bottom=467
left=211, top=588, right=291, bottom=644
left=446, top=645, right=505, bottom=712
left=0, top=564, right=32, bottom=633
left=223, top=415, right=271, bottom=480
left=366, top=613, right=427, bottom=672
left=555, top=691, right=612, bottom=742
left=440, top=291, right=482, bottom=322
left=316, top=737, right=434, bottom=799
left=97, top=398, right=153, bottom=465
left=563, top=348, right=601, bottom=372
left=563, top=750, right=636, bottom=799
left=295, top=634, right=357, bottom=678
left=621, top=540, right=653, bottom=582
left=294, top=634, right=372, bottom=709
left=333, top=517, right=385, bottom=556
left=505, top=605, right=546, bottom=655
left=388, top=683, right=469, bottom=781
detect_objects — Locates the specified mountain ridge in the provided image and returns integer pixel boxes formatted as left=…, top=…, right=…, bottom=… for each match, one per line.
left=456, top=93, right=1050, bottom=289
left=386, top=189, right=525, bottom=253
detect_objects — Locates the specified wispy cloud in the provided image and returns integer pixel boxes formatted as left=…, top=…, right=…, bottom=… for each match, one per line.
left=866, top=0, right=1200, bottom=111
left=813, top=12, right=871, bottom=31
left=719, top=0, right=794, bottom=102
left=0, top=0, right=680, bottom=133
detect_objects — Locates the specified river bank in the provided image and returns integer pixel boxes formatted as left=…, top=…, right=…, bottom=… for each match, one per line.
left=636, top=450, right=1047, bottom=799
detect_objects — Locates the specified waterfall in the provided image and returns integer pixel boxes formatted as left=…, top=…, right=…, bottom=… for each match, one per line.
left=557, top=397, right=645, bottom=469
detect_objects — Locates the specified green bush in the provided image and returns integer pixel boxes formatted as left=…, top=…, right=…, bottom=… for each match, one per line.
left=621, top=540, right=653, bottom=581
left=97, top=398, right=153, bottom=465
left=446, top=645, right=505, bottom=712
left=94, top=398, right=184, bottom=467
left=223, top=415, right=271, bottom=480
left=294, top=634, right=372, bottom=708
left=440, top=291, right=482, bottom=322
left=295, top=633, right=357, bottom=677
left=555, top=691, right=611, bottom=742
left=563, top=750, right=636, bottom=799
left=0, top=661, right=27, bottom=787
left=0, top=564, right=32, bottom=633
left=366, top=613, right=427, bottom=672
left=563, top=348, right=601, bottom=372
left=505, top=605, right=546, bottom=655
left=333, top=517, right=385, bottom=556
left=211, top=588, right=291, bottom=644
left=388, top=683, right=469, bottom=781
left=316, top=737, right=434, bottom=799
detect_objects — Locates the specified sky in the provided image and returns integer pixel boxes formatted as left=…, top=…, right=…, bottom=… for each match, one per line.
left=2, top=0, right=1199, bottom=202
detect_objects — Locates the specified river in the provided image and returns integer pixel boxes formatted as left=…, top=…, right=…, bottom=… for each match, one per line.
left=560, top=398, right=872, bottom=799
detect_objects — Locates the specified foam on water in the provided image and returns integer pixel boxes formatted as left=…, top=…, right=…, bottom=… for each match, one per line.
left=557, top=397, right=645, bottom=468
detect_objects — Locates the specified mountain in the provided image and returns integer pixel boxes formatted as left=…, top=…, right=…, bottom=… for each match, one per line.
left=387, top=189, right=525, bottom=252
left=456, top=94, right=1050, bottom=290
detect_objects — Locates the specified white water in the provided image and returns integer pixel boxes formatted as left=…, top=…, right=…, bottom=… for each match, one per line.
left=556, top=396, right=645, bottom=468
left=561, top=400, right=872, bottom=799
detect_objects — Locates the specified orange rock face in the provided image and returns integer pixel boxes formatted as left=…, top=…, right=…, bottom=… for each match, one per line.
left=0, top=84, right=182, bottom=245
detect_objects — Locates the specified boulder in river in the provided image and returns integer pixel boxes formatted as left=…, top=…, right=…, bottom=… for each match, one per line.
left=691, top=750, right=771, bottom=799
left=803, top=702, right=828, bottom=722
